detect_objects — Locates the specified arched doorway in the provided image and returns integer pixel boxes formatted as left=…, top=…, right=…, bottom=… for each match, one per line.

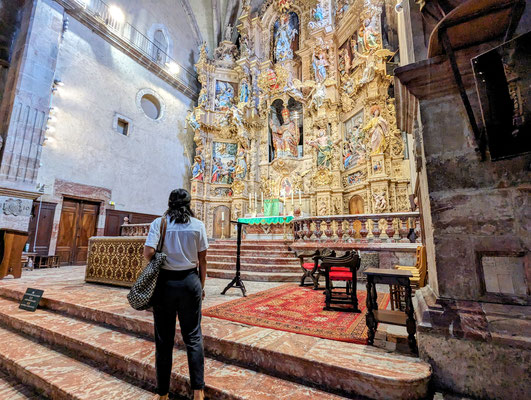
left=213, top=205, right=231, bottom=239
left=349, top=195, right=364, bottom=215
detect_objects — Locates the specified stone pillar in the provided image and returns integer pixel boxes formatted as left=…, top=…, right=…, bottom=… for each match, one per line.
left=396, top=41, right=531, bottom=399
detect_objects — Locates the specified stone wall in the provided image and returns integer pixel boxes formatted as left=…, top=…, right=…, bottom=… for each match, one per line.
left=37, top=13, right=195, bottom=215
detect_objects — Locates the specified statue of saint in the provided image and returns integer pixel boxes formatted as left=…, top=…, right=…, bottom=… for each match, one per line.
left=274, top=13, right=297, bottom=62
left=235, top=147, right=247, bottom=179
left=363, top=106, right=388, bottom=154
left=191, top=155, right=204, bottom=181
left=358, top=19, right=379, bottom=53
left=307, top=128, right=340, bottom=168
left=224, top=25, right=233, bottom=42
left=312, top=48, right=329, bottom=83
left=215, top=82, right=234, bottom=110
left=239, top=79, right=249, bottom=104
left=271, top=107, right=300, bottom=158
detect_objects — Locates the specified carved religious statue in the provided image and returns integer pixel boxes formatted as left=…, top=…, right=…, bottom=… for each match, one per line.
left=271, top=107, right=300, bottom=158
left=363, top=106, right=388, bottom=155
left=307, top=127, right=339, bottom=168
left=274, top=13, right=297, bottom=62
left=312, top=47, right=329, bottom=83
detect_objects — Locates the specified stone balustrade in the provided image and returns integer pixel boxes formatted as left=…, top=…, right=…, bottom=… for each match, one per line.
left=120, top=222, right=150, bottom=237
left=292, top=212, right=421, bottom=243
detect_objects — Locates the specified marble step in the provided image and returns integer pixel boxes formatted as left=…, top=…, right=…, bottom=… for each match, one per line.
left=0, top=326, right=155, bottom=400
left=207, top=269, right=301, bottom=282
left=208, top=243, right=293, bottom=251
left=208, top=261, right=300, bottom=273
left=0, top=283, right=432, bottom=400
left=207, top=255, right=300, bottom=265
left=0, top=369, right=46, bottom=400
left=213, top=240, right=292, bottom=245
left=0, top=299, right=347, bottom=400
left=207, top=248, right=295, bottom=257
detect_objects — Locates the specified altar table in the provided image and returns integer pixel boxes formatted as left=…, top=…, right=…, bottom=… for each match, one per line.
left=237, top=216, right=294, bottom=240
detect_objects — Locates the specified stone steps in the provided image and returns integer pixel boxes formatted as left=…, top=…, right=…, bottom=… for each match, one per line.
left=0, top=278, right=432, bottom=400
left=0, top=369, right=45, bottom=400
left=207, top=269, right=301, bottom=282
left=208, top=249, right=295, bottom=257
left=208, top=261, right=300, bottom=273
left=0, top=326, right=155, bottom=400
left=208, top=243, right=293, bottom=251
left=0, top=298, right=346, bottom=400
left=207, top=255, right=300, bottom=266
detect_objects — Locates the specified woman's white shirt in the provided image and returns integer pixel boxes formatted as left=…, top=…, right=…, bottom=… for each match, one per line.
left=145, top=216, right=209, bottom=271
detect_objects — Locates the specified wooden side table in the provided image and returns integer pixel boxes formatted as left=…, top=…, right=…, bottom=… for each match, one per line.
left=364, top=268, right=418, bottom=354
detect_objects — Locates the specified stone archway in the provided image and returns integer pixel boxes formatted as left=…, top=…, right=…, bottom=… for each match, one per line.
left=349, top=195, right=364, bottom=215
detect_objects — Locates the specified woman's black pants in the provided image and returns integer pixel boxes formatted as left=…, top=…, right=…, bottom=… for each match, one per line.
left=152, top=268, right=205, bottom=395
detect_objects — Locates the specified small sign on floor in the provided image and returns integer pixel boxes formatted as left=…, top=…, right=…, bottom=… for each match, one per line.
left=19, top=288, right=44, bottom=312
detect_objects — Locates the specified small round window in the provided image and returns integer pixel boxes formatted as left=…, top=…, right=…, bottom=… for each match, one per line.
left=140, top=94, right=161, bottom=120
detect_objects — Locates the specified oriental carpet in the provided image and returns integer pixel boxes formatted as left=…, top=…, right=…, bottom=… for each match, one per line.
left=203, top=284, right=390, bottom=344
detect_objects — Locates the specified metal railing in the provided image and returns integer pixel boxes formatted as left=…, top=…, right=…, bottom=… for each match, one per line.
left=72, top=0, right=196, bottom=84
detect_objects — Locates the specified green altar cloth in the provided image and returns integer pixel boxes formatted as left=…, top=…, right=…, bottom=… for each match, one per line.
left=238, top=216, right=294, bottom=225
left=264, top=199, right=280, bottom=217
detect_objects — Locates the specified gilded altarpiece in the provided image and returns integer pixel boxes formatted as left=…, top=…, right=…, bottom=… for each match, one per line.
left=187, top=0, right=410, bottom=238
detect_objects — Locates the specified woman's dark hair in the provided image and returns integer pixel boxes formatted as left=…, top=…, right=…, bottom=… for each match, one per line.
left=167, top=188, right=194, bottom=224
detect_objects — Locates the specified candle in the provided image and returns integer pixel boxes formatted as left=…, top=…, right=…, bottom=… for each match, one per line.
left=221, top=211, right=225, bottom=221
left=299, top=190, right=302, bottom=206
left=291, top=190, right=294, bottom=206
left=249, top=193, right=251, bottom=208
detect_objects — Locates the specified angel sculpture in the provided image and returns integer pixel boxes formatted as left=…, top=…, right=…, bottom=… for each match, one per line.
left=292, top=78, right=336, bottom=110
left=354, top=48, right=395, bottom=84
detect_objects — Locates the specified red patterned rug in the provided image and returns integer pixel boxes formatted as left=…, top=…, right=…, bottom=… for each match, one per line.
left=203, top=284, right=390, bottom=344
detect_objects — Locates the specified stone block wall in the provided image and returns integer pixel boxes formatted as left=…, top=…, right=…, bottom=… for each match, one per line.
left=418, top=90, right=530, bottom=303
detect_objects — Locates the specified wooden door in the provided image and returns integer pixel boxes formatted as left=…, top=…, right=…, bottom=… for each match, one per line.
left=213, top=206, right=230, bottom=239
left=75, top=202, right=99, bottom=264
left=27, top=202, right=57, bottom=255
left=349, top=195, right=364, bottom=215
left=56, top=199, right=99, bottom=265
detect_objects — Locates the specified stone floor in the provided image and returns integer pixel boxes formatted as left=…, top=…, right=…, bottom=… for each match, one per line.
left=0, top=266, right=432, bottom=399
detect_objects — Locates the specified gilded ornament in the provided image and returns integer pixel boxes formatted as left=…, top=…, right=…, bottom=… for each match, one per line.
left=231, top=180, right=245, bottom=195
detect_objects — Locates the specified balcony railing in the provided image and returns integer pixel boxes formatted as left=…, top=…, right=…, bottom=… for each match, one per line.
left=69, top=0, right=196, bottom=87
left=292, top=212, right=421, bottom=243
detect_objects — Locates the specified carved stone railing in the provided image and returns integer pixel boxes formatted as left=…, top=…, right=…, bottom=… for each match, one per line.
left=120, top=220, right=150, bottom=237
left=292, top=212, right=421, bottom=243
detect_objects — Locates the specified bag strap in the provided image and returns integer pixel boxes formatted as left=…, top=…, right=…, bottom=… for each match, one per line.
left=156, top=214, right=167, bottom=253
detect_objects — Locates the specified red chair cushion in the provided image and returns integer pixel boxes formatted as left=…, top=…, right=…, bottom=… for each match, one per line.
left=330, top=267, right=350, bottom=272
left=302, top=262, right=315, bottom=270
left=329, top=271, right=353, bottom=281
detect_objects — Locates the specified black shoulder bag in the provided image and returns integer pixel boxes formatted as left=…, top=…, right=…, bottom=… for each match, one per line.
left=127, top=215, right=167, bottom=310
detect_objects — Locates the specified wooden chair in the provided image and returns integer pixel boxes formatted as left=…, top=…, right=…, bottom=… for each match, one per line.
left=321, top=252, right=361, bottom=312
left=49, top=255, right=60, bottom=268
left=389, top=246, right=427, bottom=310
left=296, top=249, right=335, bottom=289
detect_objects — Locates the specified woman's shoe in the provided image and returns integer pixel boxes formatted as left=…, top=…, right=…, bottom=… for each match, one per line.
left=193, top=389, right=205, bottom=400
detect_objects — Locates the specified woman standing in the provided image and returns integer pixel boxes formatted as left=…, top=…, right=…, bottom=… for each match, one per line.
left=144, top=189, right=208, bottom=400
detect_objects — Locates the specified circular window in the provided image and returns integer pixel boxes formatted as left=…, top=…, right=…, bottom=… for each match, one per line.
left=140, top=94, right=161, bottom=119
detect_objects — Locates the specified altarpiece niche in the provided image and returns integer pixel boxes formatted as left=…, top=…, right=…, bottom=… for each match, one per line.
left=186, top=0, right=412, bottom=238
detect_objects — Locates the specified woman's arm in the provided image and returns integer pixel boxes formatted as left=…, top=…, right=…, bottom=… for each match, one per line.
left=144, top=246, right=156, bottom=262
left=198, top=250, right=207, bottom=295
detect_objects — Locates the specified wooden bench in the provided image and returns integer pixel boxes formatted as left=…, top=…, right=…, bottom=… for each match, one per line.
left=389, top=246, right=427, bottom=310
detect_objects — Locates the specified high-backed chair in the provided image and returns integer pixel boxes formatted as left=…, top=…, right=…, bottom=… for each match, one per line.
left=389, top=246, right=427, bottom=310
left=321, top=252, right=361, bottom=312
left=296, top=249, right=335, bottom=289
